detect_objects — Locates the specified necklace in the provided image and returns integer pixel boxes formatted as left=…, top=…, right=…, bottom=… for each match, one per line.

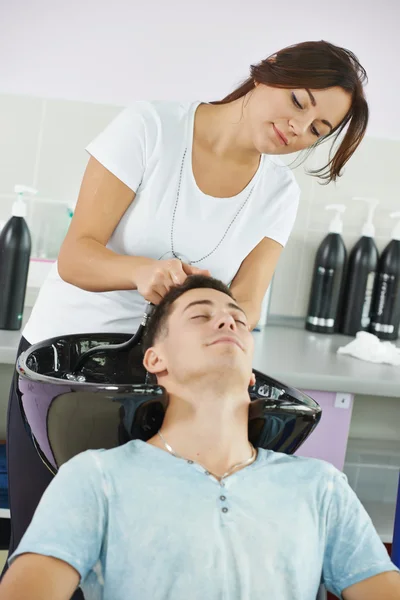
left=170, top=148, right=256, bottom=264
left=157, top=430, right=257, bottom=481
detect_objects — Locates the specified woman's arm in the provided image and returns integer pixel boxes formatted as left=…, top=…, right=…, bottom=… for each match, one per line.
left=230, top=237, right=283, bottom=330
left=58, top=156, right=154, bottom=292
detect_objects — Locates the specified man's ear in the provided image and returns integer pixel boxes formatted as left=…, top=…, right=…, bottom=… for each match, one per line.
left=249, top=372, right=256, bottom=387
left=143, top=347, right=167, bottom=376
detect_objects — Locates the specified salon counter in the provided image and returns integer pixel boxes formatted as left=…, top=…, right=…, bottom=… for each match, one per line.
left=252, top=318, right=400, bottom=399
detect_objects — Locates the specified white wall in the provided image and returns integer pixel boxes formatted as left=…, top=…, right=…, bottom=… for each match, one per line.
left=1, top=0, right=399, bottom=140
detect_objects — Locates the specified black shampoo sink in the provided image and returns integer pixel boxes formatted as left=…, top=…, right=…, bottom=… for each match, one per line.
left=17, top=332, right=322, bottom=474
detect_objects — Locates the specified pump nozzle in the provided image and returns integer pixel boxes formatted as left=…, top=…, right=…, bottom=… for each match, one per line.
left=389, top=211, right=400, bottom=241
left=353, top=197, right=380, bottom=238
left=13, top=185, right=38, bottom=218
left=325, top=204, right=346, bottom=234
left=14, top=185, right=38, bottom=196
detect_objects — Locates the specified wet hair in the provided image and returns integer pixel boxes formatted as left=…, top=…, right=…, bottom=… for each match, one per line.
left=213, top=40, right=368, bottom=184
left=142, top=275, right=234, bottom=352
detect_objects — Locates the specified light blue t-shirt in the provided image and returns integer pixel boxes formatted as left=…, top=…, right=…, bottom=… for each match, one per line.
left=10, top=440, right=398, bottom=599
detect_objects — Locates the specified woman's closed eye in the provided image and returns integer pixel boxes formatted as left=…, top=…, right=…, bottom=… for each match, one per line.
left=291, top=92, right=321, bottom=138
left=291, top=92, right=303, bottom=110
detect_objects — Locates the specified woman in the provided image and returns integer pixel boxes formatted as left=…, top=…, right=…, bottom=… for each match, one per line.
left=3, top=39, right=368, bottom=594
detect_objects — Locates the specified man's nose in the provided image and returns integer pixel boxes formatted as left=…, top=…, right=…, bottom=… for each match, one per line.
left=215, top=314, right=236, bottom=330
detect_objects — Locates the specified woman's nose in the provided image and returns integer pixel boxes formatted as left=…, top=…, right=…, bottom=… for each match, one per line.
left=289, top=113, right=315, bottom=136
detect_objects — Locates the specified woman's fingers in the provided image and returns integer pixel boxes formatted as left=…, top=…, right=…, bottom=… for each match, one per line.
left=140, top=260, right=212, bottom=305
left=181, top=263, right=211, bottom=277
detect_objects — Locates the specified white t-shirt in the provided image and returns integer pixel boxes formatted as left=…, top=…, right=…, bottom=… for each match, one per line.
left=23, top=101, right=300, bottom=344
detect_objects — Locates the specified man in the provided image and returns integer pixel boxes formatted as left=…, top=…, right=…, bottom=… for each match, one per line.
left=1, top=275, right=399, bottom=600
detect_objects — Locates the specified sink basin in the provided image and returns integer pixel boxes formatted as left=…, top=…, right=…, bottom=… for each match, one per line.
left=17, top=332, right=322, bottom=474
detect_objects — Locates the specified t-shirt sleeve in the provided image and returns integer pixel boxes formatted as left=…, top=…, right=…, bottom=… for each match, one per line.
left=86, top=102, right=156, bottom=193
left=264, top=174, right=300, bottom=247
left=322, top=469, right=399, bottom=597
left=8, top=450, right=107, bottom=583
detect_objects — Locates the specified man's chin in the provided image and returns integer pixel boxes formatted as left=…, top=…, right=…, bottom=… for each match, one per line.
left=205, top=357, right=251, bottom=379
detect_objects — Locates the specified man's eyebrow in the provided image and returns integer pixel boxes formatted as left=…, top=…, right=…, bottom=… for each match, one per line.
left=305, top=88, right=333, bottom=131
left=183, top=299, right=247, bottom=315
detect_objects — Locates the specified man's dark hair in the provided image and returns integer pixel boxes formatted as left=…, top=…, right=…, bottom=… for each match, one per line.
left=142, top=275, right=234, bottom=352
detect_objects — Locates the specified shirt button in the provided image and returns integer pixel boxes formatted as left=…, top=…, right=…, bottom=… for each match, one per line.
left=220, top=481, right=225, bottom=487
left=187, top=460, right=194, bottom=464
left=220, top=495, right=226, bottom=501
left=222, top=507, right=228, bottom=513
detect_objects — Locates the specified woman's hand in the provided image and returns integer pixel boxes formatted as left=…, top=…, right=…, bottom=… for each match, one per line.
left=134, top=258, right=210, bottom=304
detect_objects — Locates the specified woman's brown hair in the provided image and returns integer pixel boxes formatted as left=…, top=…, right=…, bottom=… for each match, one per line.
left=214, top=40, right=368, bottom=184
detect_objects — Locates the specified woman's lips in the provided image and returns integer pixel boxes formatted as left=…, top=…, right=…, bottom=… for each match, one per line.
left=273, top=124, right=288, bottom=146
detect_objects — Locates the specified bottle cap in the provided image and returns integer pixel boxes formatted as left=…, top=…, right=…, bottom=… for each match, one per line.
left=12, top=199, right=27, bottom=217
left=325, top=204, right=346, bottom=234
left=353, top=197, right=380, bottom=238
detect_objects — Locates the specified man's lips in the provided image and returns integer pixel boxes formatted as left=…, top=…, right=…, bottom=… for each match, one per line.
left=273, top=124, right=288, bottom=145
left=208, top=336, right=244, bottom=350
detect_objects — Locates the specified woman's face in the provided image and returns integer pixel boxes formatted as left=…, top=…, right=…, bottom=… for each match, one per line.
left=246, top=84, right=352, bottom=155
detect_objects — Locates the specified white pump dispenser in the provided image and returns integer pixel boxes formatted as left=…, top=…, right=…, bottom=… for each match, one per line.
left=325, top=204, right=346, bottom=234
left=353, top=197, right=380, bottom=238
left=389, top=212, right=400, bottom=241
left=13, top=185, right=38, bottom=218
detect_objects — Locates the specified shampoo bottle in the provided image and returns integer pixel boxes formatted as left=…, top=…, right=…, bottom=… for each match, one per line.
left=306, top=204, right=347, bottom=334
left=0, top=185, right=36, bottom=330
left=370, top=212, right=400, bottom=340
left=339, top=197, right=380, bottom=336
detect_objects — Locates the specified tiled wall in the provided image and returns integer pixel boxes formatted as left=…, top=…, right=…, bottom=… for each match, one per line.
left=0, top=94, right=121, bottom=259
left=272, top=136, right=400, bottom=317
left=1, top=93, right=399, bottom=317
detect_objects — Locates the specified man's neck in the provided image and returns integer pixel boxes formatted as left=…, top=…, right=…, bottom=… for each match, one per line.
left=147, top=381, right=253, bottom=477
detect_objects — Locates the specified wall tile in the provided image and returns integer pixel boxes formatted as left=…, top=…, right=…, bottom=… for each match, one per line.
left=35, top=99, right=121, bottom=205
left=309, top=136, right=400, bottom=239
left=0, top=195, right=14, bottom=223
left=0, top=94, right=44, bottom=194
left=281, top=152, right=315, bottom=233
left=270, top=232, right=305, bottom=317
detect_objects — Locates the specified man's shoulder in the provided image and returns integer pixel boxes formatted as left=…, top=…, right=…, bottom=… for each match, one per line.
left=60, top=440, right=139, bottom=478
left=259, top=449, right=342, bottom=482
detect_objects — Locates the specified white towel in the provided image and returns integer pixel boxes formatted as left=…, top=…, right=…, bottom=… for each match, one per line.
left=337, top=331, right=400, bottom=366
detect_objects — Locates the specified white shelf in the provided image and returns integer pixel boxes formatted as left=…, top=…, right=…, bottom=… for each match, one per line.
left=344, top=438, right=400, bottom=544
left=0, top=509, right=10, bottom=519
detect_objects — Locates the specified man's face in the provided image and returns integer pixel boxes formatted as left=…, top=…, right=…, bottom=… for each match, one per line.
left=144, top=288, right=255, bottom=388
